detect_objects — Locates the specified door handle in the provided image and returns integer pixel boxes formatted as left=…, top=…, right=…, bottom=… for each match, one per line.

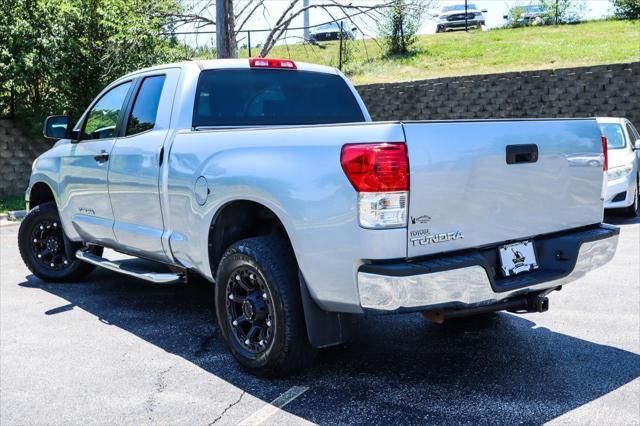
left=94, top=150, right=109, bottom=163
left=506, top=144, right=538, bottom=164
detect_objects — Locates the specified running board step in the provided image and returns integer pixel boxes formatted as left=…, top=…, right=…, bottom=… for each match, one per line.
left=76, top=250, right=184, bottom=284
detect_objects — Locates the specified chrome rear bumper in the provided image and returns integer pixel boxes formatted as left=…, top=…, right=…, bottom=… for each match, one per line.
left=358, top=224, right=619, bottom=312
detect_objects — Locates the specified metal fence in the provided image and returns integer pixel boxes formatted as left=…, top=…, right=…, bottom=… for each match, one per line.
left=163, top=13, right=371, bottom=70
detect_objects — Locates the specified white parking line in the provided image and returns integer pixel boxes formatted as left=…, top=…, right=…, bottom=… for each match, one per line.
left=239, top=385, right=309, bottom=426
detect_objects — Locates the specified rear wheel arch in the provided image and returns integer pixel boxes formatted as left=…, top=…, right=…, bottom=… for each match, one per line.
left=206, top=199, right=352, bottom=351
left=29, top=182, right=56, bottom=210
left=207, top=200, right=295, bottom=278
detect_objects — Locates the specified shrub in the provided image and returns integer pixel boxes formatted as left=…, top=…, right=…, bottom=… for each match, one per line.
left=612, top=0, right=640, bottom=19
left=378, top=0, right=428, bottom=56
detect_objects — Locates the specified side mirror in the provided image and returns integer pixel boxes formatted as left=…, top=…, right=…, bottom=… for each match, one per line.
left=634, top=139, right=640, bottom=150
left=433, top=13, right=439, bottom=17
left=43, top=115, right=75, bottom=140
left=481, top=9, right=488, bottom=13
left=503, top=15, right=509, bottom=19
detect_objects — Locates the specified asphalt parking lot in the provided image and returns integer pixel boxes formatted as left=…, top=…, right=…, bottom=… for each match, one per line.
left=1, top=215, right=639, bottom=425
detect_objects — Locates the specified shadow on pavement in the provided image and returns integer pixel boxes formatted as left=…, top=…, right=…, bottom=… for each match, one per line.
left=604, top=211, right=640, bottom=226
left=19, top=263, right=640, bottom=425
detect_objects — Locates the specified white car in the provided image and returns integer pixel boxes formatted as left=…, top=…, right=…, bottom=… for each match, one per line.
left=597, top=117, right=640, bottom=217
left=435, top=3, right=487, bottom=33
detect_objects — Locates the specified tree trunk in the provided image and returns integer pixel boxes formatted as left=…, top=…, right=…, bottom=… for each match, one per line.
left=216, top=0, right=237, bottom=58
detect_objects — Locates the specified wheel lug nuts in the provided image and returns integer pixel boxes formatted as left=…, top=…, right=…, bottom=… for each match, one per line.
left=33, top=239, right=37, bottom=243
left=53, top=222, right=57, bottom=227
left=39, top=225, right=44, bottom=230
left=63, top=260, right=68, bottom=265
left=266, top=320, right=272, bottom=327
left=259, top=340, right=265, bottom=346
left=232, top=320, right=238, bottom=326
left=37, top=254, right=42, bottom=258
left=50, top=263, right=54, bottom=267
left=262, top=293, right=267, bottom=300
left=244, top=339, right=250, bottom=345
left=228, top=294, right=234, bottom=300
left=249, top=273, right=254, bottom=280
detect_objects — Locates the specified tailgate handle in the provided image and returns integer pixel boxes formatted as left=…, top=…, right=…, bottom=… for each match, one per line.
left=506, top=144, right=538, bottom=164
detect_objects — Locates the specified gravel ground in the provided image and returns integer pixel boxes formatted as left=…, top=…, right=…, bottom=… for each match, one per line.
left=1, top=215, right=638, bottom=425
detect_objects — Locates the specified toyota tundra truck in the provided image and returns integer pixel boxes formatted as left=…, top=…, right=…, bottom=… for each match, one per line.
left=20, top=58, right=619, bottom=377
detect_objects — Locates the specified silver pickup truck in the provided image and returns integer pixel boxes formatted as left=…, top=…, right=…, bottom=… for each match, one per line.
left=20, top=58, right=619, bottom=376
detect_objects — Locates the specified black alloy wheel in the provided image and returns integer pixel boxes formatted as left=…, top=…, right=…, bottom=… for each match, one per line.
left=225, top=266, right=275, bottom=354
left=18, top=202, right=102, bottom=282
left=30, top=218, right=69, bottom=270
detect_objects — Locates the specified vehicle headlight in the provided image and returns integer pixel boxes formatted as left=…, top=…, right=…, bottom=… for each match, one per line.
left=32, top=158, right=39, bottom=171
left=607, top=163, right=633, bottom=181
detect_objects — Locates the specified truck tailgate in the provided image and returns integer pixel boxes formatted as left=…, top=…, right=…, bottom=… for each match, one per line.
left=404, top=119, right=604, bottom=258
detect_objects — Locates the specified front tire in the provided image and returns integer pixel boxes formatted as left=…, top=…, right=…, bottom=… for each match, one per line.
left=623, top=177, right=639, bottom=217
left=18, top=202, right=102, bottom=282
left=214, top=235, right=315, bottom=377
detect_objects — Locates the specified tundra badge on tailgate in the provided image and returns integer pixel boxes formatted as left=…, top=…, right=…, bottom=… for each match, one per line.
left=409, top=229, right=464, bottom=246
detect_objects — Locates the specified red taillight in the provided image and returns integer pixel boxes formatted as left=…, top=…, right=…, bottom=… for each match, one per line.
left=601, top=136, right=608, bottom=171
left=249, top=58, right=297, bottom=69
left=340, top=143, right=409, bottom=192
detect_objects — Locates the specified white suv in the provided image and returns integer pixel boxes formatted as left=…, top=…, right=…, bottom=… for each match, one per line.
left=598, top=117, right=640, bottom=217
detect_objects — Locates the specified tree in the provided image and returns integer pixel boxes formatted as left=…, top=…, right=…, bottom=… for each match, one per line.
left=174, top=0, right=393, bottom=59
left=0, top=0, right=185, bottom=134
left=538, top=0, right=585, bottom=24
left=377, top=0, right=428, bottom=56
left=216, top=0, right=236, bottom=58
left=612, top=0, right=640, bottom=19
left=169, top=0, right=266, bottom=58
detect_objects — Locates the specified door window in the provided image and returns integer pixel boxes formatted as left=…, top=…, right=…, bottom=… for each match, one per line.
left=626, top=122, right=639, bottom=142
left=82, top=82, right=132, bottom=140
left=126, top=75, right=166, bottom=136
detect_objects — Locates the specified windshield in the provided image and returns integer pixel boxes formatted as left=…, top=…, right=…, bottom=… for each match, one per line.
left=524, top=5, right=544, bottom=13
left=600, top=123, right=627, bottom=149
left=316, top=23, right=338, bottom=31
left=442, top=4, right=477, bottom=12
left=193, top=69, right=365, bottom=127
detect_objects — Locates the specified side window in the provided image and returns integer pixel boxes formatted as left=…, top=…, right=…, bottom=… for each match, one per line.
left=82, top=82, right=132, bottom=140
left=126, top=75, right=166, bottom=136
left=627, top=123, right=639, bottom=142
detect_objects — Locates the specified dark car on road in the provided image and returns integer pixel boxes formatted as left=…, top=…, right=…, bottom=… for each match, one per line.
left=309, top=22, right=354, bottom=42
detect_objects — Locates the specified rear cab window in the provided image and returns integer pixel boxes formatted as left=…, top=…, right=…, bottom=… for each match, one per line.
left=193, top=69, right=365, bottom=127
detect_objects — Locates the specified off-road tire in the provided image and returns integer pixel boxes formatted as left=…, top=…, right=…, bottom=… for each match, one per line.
left=18, top=202, right=102, bottom=282
left=215, top=235, right=316, bottom=377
